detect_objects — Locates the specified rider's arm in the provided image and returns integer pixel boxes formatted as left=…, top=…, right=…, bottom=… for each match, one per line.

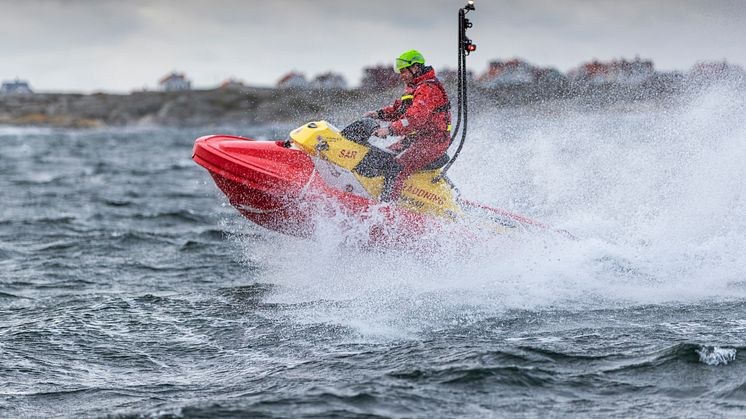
left=388, top=84, right=442, bottom=136
left=377, top=99, right=403, bottom=122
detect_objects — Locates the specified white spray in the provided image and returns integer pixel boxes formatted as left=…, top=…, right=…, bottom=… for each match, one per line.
left=237, top=81, right=746, bottom=336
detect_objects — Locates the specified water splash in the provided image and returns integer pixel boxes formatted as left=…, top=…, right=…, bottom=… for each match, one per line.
left=234, top=81, right=746, bottom=335
left=697, top=346, right=737, bottom=366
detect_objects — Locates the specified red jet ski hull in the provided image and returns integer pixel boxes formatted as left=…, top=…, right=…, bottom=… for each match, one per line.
left=193, top=135, right=316, bottom=236
left=193, top=135, right=442, bottom=245
left=193, top=135, right=550, bottom=246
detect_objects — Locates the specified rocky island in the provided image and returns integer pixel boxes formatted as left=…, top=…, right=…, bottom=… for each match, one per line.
left=3, top=57, right=744, bottom=128
left=0, top=81, right=693, bottom=129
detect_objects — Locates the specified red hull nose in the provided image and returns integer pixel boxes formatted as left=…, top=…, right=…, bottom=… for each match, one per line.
left=193, top=135, right=319, bottom=236
left=192, top=135, right=436, bottom=244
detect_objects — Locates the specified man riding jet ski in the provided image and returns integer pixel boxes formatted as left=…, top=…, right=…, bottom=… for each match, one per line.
left=364, top=50, right=452, bottom=202
left=192, top=1, right=567, bottom=246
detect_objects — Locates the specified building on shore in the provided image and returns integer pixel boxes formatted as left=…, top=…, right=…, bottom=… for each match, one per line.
left=478, top=59, right=538, bottom=86
left=277, top=72, right=310, bottom=89
left=533, top=67, right=567, bottom=85
left=568, top=57, right=655, bottom=85
left=1, top=79, right=34, bottom=95
left=360, top=65, right=400, bottom=90
left=159, top=72, right=192, bottom=91
left=688, top=60, right=746, bottom=81
left=476, top=59, right=566, bottom=87
left=218, top=78, right=248, bottom=91
left=311, top=72, right=347, bottom=90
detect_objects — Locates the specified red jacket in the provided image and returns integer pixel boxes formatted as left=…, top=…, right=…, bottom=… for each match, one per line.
left=376, top=67, right=451, bottom=151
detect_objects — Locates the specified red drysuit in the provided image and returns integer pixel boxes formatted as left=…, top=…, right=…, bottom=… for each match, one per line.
left=375, top=67, right=452, bottom=201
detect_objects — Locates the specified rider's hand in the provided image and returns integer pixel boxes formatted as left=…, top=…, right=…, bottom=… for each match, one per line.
left=373, top=127, right=390, bottom=138
left=364, top=111, right=379, bottom=119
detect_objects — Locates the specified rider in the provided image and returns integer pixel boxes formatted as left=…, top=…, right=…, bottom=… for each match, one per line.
left=366, top=50, right=452, bottom=202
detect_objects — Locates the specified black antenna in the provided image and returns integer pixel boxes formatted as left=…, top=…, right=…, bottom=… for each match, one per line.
left=435, top=1, right=477, bottom=183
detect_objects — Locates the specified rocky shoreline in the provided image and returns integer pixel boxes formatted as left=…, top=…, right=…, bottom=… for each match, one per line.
left=0, top=87, right=369, bottom=128
left=0, top=80, right=694, bottom=128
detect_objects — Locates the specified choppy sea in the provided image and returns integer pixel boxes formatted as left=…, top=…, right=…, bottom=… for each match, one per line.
left=2, top=84, right=746, bottom=418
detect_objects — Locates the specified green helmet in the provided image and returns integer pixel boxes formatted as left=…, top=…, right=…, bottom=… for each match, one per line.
left=395, top=50, right=426, bottom=73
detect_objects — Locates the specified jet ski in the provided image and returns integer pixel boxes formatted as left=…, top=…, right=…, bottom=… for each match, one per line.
left=192, top=118, right=549, bottom=247
left=192, top=1, right=559, bottom=248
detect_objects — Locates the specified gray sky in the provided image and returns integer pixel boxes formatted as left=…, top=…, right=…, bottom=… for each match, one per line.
left=2, top=0, right=745, bottom=92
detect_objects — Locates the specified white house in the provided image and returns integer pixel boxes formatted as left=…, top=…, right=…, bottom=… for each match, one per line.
left=218, top=78, right=247, bottom=91
left=0, top=79, right=34, bottom=95
left=277, top=72, right=310, bottom=89
left=478, top=59, right=538, bottom=86
left=159, top=72, right=192, bottom=91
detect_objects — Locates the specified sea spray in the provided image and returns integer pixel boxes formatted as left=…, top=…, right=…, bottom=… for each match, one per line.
left=697, top=346, right=737, bottom=366
left=233, top=81, right=746, bottom=335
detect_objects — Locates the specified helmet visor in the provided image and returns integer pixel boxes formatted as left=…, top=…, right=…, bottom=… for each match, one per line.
left=394, top=58, right=413, bottom=74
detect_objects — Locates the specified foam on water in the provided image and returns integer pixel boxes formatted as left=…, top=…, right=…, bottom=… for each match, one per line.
left=236, top=82, right=746, bottom=336
left=697, top=346, right=737, bottom=366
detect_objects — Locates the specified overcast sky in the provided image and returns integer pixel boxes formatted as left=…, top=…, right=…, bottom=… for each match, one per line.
left=2, top=0, right=745, bottom=92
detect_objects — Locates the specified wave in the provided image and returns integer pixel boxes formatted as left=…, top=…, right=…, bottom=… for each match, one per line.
left=12, top=173, right=69, bottom=186
left=381, top=342, right=740, bottom=394
left=696, top=346, right=737, bottom=366
left=0, top=291, right=31, bottom=300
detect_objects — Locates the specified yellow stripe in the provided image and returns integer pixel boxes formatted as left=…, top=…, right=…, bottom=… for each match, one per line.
left=447, top=124, right=452, bottom=131
left=401, top=95, right=414, bottom=101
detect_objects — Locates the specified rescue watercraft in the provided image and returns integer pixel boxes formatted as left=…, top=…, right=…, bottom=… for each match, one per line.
left=192, top=1, right=556, bottom=246
left=192, top=119, right=548, bottom=247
